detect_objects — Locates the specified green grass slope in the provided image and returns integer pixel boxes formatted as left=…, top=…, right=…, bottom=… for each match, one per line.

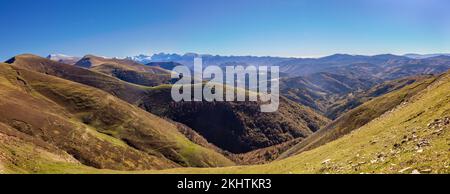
left=0, top=64, right=234, bottom=173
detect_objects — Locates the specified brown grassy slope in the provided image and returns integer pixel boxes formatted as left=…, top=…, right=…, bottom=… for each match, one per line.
left=75, top=55, right=173, bottom=87
left=0, top=64, right=175, bottom=170
left=7, top=54, right=330, bottom=155
left=0, top=122, right=83, bottom=174
left=278, top=75, right=438, bottom=159
left=155, top=70, right=450, bottom=174
left=28, top=69, right=448, bottom=174
left=5, top=54, right=146, bottom=103
left=0, top=64, right=234, bottom=170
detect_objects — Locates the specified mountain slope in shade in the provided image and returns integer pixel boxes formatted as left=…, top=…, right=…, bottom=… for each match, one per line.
left=6, top=54, right=330, bottom=155
left=140, top=85, right=330, bottom=153
left=75, top=55, right=173, bottom=87
left=0, top=63, right=234, bottom=171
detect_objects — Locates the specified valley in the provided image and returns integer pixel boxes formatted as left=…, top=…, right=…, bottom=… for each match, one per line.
left=0, top=52, right=449, bottom=174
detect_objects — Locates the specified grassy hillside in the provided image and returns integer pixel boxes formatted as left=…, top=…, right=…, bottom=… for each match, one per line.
left=279, top=75, right=437, bottom=159
left=6, top=54, right=330, bottom=155
left=0, top=63, right=234, bottom=172
left=75, top=55, right=173, bottom=87
left=3, top=69, right=448, bottom=174
left=6, top=54, right=148, bottom=103
left=156, top=70, right=450, bottom=174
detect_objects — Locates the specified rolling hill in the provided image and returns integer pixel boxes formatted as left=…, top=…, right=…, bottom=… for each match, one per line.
left=75, top=55, right=173, bottom=87
left=280, top=72, right=378, bottom=115
left=140, top=85, right=329, bottom=153
left=2, top=69, right=448, bottom=174
left=5, top=54, right=330, bottom=155
left=326, top=75, right=433, bottom=119
left=0, top=62, right=234, bottom=172
left=3, top=53, right=448, bottom=174
left=279, top=75, right=438, bottom=159
left=156, top=69, right=450, bottom=174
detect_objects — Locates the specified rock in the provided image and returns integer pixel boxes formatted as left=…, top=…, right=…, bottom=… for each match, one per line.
left=411, top=169, right=421, bottom=174
left=417, top=139, right=430, bottom=147
left=420, top=169, right=432, bottom=173
left=377, top=153, right=385, bottom=158
left=398, top=167, right=411, bottom=173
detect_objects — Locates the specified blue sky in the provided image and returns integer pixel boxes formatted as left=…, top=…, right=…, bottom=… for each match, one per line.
left=0, top=0, right=449, bottom=60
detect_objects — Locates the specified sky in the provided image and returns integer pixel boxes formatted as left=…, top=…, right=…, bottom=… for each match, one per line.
left=0, top=0, right=449, bottom=60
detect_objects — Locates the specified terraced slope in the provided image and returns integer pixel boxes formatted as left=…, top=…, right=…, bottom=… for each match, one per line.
left=0, top=64, right=234, bottom=172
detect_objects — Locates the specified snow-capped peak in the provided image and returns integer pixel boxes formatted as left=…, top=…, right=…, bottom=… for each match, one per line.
left=125, top=54, right=153, bottom=64
left=47, top=54, right=81, bottom=64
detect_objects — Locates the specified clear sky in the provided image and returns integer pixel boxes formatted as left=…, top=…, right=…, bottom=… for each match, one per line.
left=0, top=0, right=449, bottom=60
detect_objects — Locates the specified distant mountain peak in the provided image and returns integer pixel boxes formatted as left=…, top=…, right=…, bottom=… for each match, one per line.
left=47, top=53, right=80, bottom=65
left=125, top=54, right=153, bottom=64
left=404, top=53, right=450, bottom=59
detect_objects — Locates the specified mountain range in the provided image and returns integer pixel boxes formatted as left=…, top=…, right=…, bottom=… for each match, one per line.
left=0, top=52, right=448, bottom=174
